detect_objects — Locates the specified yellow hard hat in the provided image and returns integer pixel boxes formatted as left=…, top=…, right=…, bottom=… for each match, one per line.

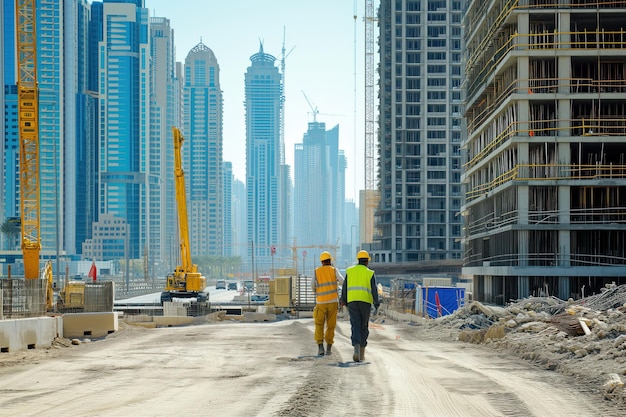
left=320, top=251, right=332, bottom=262
left=356, top=250, right=370, bottom=261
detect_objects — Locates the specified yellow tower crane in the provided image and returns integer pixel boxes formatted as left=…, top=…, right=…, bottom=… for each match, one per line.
left=15, top=0, right=42, bottom=280
left=16, top=0, right=54, bottom=310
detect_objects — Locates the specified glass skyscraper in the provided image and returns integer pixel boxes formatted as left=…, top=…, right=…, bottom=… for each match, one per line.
left=37, top=0, right=64, bottom=257
left=0, top=0, right=18, bottom=252
left=183, top=42, right=223, bottom=257
left=94, top=0, right=149, bottom=259
left=245, top=43, right=282, bottom=272
left=293, top=122, right=345, bottom=253
left=149, top=16, right=177, bottom=274
left=66, top=0, right=95, bottom=256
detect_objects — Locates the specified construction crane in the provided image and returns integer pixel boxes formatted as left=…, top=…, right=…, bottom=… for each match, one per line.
left=161, top=127, right=207, bottom=304
left=15, top=0, right=41, bottom=281
left=15, top=0, right=56, bottom=313
left=301, top=91, right=319, bottom=122
left=360, top=0, right=380, bottom=245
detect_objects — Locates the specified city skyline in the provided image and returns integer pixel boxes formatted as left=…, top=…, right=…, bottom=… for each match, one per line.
left=147, top=0, right=364, bottom=203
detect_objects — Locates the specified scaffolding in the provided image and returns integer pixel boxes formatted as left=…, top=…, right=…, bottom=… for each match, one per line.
left=461, top=0, right=626, bottom=304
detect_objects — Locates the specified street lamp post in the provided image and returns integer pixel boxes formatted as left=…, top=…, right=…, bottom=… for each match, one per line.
left=271, top=245, right=276, bottom=279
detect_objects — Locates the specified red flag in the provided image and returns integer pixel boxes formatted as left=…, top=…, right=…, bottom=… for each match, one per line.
left=88, top=261, right=97, bottom=282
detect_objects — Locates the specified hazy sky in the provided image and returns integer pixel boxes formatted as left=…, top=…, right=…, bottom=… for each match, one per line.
left=147, top=0, right=366, bottom=202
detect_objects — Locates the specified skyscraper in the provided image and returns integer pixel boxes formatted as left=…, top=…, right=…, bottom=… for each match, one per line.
left=293, top=122, right=345, bottom=252
left=94, top=0, right=149, bottom=259
left=232, top=178, right=247, bottom=260
left=223, top=161, right=233, bottom=257
left=66, top=0, right=95, bottom=256
left=245, top=43, right=282, bottom=272
left=374, top=0, right=464, bottom=265
left=183, top=42, right=223, bottom=257
left=0, top=0, right=18, bottom=252
left=149, top=16, right=178, bottom=274
left=37, top=0, right=64, bottom=257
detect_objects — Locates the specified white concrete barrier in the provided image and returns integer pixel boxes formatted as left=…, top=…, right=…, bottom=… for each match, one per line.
left=0, top=316, right=61, bottom=353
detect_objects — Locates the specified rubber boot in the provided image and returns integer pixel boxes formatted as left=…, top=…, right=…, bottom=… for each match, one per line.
left=360, top=346, right=365, bottom=361
left=318, top=344, right=325, bottom=356
left=353, top=344, right=361, bottom=362
left=326, top=344, right=332, bottom=355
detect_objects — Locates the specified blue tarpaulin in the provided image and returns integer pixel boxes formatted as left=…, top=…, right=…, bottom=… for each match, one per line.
left=420, top=286, right=465, bottom=318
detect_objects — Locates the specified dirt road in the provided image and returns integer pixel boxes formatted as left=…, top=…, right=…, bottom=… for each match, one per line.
left=0, top=316, right=621, bottom=416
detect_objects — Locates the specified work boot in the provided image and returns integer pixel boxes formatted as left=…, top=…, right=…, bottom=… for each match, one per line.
left=318, top=344, right=325, bottom=356
left=353, top=344, right=361, bottom=362
left=326, top=344, right=332, bottom=355
left=360, top=346, right=365, bottom=361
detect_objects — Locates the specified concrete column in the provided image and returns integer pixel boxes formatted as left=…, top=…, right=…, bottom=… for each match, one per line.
left=518, top=276, right=530, bottom=298
left=558, top=276, right=570, bottom=300
left=485, top=275, right=493, bottom=303
left=559, top=176, right=571, bottom=266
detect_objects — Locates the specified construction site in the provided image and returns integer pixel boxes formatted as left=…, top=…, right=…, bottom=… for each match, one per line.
left=462, top=0, right=626, bottom=304
left=3, top=0, right=626, bottom=414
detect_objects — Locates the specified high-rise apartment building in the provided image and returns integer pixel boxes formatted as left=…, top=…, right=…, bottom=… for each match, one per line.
left=1, top=0, right=66, bottom=257
left=93, top=0, right=149, bottom=259
left=232, top=178, right=247, bottom=260
left=223, top=161, right=233, bottom=257
left=183, top=42, right=223, bottom=257
left=245, top=43, right=283, bottom=272
left=374, top=0, right=464, bottom=264
left=149, top=16, right=177, bottom=274
left=37, top=0, right=64, bottom=257
left=462, top=0, right=626, bottom=303
left=66, top=0, right=95, bottom=256
left=293, top=122, right=345, bottom=254
left=0, top=0, right=18, bottom=252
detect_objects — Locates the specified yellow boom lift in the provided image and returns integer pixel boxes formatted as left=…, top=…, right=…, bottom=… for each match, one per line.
left=161, top=127, right=207, bottom=304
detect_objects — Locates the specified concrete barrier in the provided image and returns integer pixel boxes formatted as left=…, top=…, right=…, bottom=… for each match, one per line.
left=153, top=316, right=195, bottom=327
left=62, top=312, right=119, bottom=339
left=0, top=316, right=61, bottom=353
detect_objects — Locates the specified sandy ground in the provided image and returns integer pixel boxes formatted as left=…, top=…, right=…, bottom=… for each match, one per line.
left=1, top=311, right=625, bottom=417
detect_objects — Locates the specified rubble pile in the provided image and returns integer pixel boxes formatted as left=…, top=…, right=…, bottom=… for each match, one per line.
left=425, top=283, right=626, bottom=404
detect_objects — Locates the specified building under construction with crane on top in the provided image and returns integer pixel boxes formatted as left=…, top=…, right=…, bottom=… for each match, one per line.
left=367, top=0, right=464, bottom=281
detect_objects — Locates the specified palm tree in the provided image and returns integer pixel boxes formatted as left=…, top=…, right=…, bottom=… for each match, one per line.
left=0, top=218, right=21, bottom=250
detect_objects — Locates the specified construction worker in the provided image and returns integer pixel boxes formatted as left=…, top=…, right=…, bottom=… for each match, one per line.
left=311, top=251, right=344, bottom=356
left=340, top=250, right=380, bottom=362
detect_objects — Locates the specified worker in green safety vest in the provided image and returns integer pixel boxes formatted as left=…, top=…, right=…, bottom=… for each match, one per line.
left=340, top=250, right=380, bottom=362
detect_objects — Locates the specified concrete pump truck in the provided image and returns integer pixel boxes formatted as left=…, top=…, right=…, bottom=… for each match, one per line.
left=160, top=127, right=207, bottom=304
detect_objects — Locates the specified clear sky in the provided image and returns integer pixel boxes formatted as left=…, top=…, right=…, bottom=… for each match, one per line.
left=147, top=0, right=366, bottom=202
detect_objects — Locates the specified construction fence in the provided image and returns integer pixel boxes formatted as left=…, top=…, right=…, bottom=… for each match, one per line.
left=0, top=278, right=47, bottom=319
left=385, top=278, right=467, bottom=318
left=0, top=278, right=114, bottom=319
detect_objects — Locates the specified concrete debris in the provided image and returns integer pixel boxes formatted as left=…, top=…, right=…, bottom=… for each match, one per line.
left=422, top=283, right=626, bottom=405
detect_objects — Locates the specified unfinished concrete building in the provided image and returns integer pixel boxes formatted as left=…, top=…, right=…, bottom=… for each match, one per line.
left=462, top=0, right=626, bottom=304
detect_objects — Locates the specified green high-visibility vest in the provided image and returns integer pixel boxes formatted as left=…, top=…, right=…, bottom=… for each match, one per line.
left=346, top=264, right=374, bottom=304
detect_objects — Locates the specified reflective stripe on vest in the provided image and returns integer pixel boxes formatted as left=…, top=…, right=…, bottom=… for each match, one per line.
left=314, top=265, right=339, bottom=303
left=346, top=264, right=374, bottom=304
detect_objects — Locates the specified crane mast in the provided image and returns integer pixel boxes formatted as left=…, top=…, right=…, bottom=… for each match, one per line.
left=161, top=127, right=207, bottom=304
left=173, top=127, right=193, bottom=271
left=15, top=0, right=41, bottom=279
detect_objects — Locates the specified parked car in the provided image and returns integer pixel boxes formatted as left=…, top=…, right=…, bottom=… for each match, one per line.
left=228, top=282, right=238, bottom=291
left=243, top=280, right=254, bottom=292
left=216, top=280, right=226, bottom=290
